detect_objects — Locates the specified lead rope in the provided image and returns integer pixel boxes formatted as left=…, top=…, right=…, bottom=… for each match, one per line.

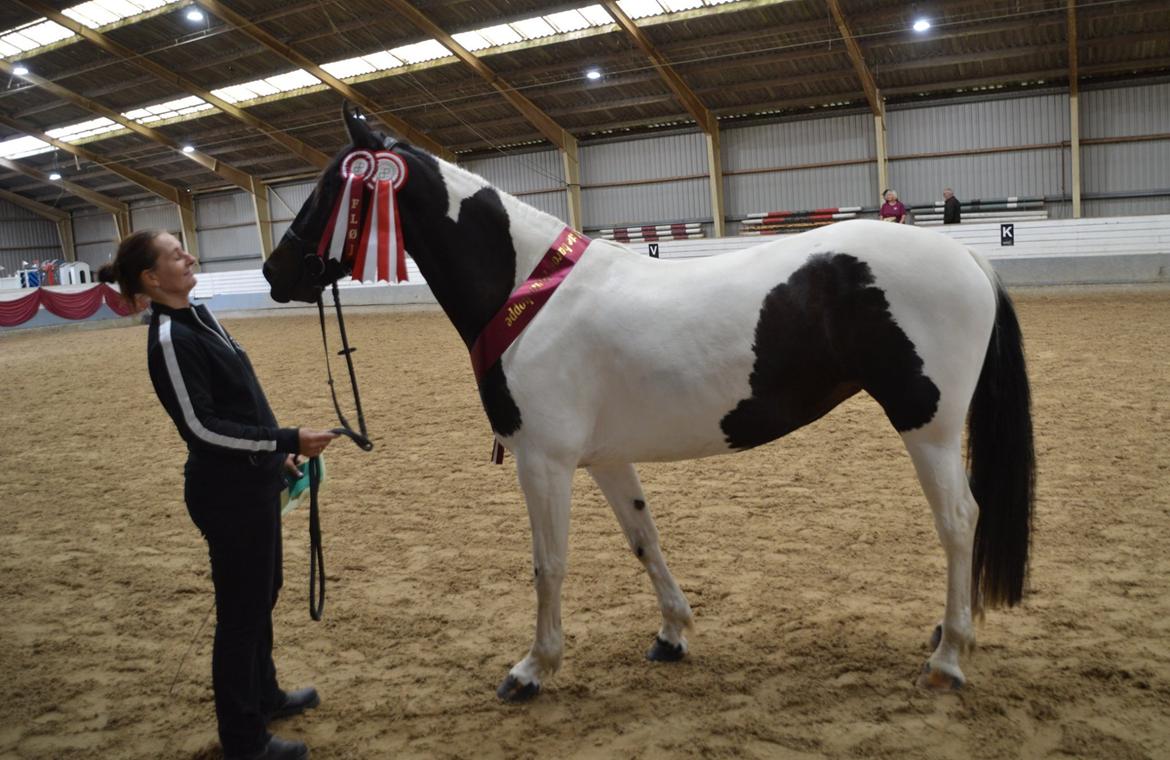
left=307, top=282, right=375, bottom=621
left=308, top=456, right=326, bottom=621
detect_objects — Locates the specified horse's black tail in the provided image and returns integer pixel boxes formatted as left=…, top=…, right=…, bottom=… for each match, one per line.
left=967, top=272, right=1035, bottom=611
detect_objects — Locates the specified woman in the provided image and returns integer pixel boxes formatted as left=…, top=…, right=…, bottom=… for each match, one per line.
left=880, top=189, right=908, bottom=224
left=100, top=230, right=337, bottom=760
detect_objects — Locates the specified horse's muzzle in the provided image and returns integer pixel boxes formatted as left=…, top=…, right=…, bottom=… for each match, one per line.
left=264, top=244, right=325, bottom=304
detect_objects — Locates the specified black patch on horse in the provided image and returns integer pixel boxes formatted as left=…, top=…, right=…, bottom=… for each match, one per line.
left=721, top=253, right=939, bottom=450
left=396, top=149, right=523, bottom=437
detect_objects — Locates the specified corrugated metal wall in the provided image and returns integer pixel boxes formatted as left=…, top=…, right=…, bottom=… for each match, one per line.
left=269, top=180, right=316, bottom=244
left=130, top=199, right=181, bottom=234
left=581, top=132, right=709, bottom=227
left=1081, top=82, right=1170, bottom=216
left=0, top=198, right=60, bottom=274
left=196, top=190, right=262, bottom=272
left=886, top=93, right=1070, bottom=206
left=461, top=148, right=570, bottom=220
left=72, top=210, right=118, bottom=269
left=723, top=112, right=876, bottom=230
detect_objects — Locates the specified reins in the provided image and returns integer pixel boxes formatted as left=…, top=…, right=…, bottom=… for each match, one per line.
left=305, top=279, right=375, bottom=621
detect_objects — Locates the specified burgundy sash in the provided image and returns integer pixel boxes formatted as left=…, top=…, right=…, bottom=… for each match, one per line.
left=469, top=227, right=591, bottom=383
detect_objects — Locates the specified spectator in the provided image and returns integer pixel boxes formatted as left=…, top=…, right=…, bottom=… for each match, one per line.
left=943, top=188, right=961, bottom=224
left=880, top=189, right=908, bottom=224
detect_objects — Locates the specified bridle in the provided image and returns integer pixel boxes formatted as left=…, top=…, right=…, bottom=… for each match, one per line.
left=284, top=138, right=408, bottom=619
left=281, top=207, right=375, bottom=622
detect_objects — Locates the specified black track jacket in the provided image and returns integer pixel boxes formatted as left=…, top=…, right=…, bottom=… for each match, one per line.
left=147, top=301, right=299, bottom=499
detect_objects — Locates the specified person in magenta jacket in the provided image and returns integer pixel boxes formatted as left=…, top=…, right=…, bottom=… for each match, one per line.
left=880, top=189, right=908, bottom=224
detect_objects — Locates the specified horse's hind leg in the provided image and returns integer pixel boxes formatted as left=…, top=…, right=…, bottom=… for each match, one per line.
left=497, top=452, right=574, bottom=702
left=902, top=427, right=979, bottom=691
left=588, top=463, right=694, bottom=660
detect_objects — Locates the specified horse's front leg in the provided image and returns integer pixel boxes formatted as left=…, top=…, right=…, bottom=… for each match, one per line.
left=588, top=463, right=693, bottom=661
left=496, top=452, right=574, bottom=702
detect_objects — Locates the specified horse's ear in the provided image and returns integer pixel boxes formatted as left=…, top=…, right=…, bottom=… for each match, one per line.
left=342, top=102, right=379, bottom=149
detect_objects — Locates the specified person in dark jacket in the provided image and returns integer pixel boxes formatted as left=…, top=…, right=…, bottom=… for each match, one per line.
left=100, top=230, right=338, bottom=760
left=943, top=187, right=962, bottom=224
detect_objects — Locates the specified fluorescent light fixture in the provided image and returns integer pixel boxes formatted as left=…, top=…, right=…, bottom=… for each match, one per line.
left=181, top=144, right=195, bottom=153
left=49, top=172, right=62, bottom=180
left=13, top=65, right=29, bottom=75
left=185, top=9, right=204, bottom=22
left=913, top=18, right=931, bottom=32
left=585, top=69, right=602, bottom=80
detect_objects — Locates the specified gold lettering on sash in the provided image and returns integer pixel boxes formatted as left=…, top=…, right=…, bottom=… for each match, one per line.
left=504, top=298, right=535, bottom=327
left=530, top=280, right=543, bottom=290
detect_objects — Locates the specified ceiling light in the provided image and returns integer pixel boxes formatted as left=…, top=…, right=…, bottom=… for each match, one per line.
left=49, top=172, right=61, bottom=180
left=13, top=65, right=30, bottom=76
left=181, top=144, right=195, bottom=153
left=585, top=69, right=602, bottom=81
left=912, top=19, right=931, bottom=32
left=186, top=9, right=204, bottom=22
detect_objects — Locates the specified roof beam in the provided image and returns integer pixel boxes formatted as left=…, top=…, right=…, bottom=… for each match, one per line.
left=0, top=156, right=127, bottom=215
left=0, top=59, right=265, bottom=197
left=600, top=1, right=717, bottom=135
left=382, top=0, right=576, bottom=151
left=0, top=113, right=189, bottom=207
left=12, top=0, right=332, bottom=171
left=826, top=0, right=883, bottom=119
left=600, top=1, right=726, bottom=235
left=196, top=0, right=453, bottom=161
left=381, top=0, right=583, bottom=226
left=0, top=186, right=69, bottom=222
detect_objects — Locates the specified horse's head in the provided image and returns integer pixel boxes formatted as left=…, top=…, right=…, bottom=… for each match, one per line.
left=264, top=104, right=404, bottom=303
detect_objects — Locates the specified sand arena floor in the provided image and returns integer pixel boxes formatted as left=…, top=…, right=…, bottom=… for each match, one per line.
left=1, top=286, right=1168, bottom=759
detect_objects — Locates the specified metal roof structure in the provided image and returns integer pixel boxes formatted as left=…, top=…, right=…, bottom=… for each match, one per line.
left=1, top=0, right=1167, bottom=212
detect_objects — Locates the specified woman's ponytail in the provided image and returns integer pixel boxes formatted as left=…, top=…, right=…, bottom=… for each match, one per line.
left=104, top=230, right=163, bottom=308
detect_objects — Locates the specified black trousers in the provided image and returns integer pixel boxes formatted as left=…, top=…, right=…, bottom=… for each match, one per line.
left=186, top=482, right=284, bottom=757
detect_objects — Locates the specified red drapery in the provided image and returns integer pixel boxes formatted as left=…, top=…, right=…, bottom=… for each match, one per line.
left=0, top=289, right=42, bottom=327
left=0, top=284, right=134, bottom=327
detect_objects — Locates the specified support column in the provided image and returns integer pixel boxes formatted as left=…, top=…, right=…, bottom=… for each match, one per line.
left=252, top=180, right=273, bottom=260
left=1069, top=94, right=1082, bottom=218
left=562, top=138, right=583, bottom=232
left=1067, top=0, right=1082, bottom=218
left=874, top=110, right=889, bottom=200
left=113, top=210, right=132, bottom=241
left=56, top=218, right=76, bottom=262
left=178, top=198, right=200, bottom=264
left=705, top=124, right=726, bottom=238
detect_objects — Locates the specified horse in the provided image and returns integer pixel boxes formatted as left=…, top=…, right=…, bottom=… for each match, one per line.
left=264, top=106, right=1035, bottom=701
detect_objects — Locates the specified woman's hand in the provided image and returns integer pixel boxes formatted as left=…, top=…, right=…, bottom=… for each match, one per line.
left=298, top=428, right=340, bottom=457
left=284, top=454, right=304, bottom=478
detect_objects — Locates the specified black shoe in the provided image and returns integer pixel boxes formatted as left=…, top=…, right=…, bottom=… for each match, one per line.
left=267, top=687, right=320, bottom=722
left=228, top=735, right=309, bottom=760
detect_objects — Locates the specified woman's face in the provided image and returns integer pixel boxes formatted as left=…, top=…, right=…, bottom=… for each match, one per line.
left=885, top=191, right=898, bottom=203
left=143, top=233, right=197, bottom=300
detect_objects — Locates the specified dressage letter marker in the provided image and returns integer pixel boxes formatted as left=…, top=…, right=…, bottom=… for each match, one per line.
left=1000, top=223, right=1015, bottom=246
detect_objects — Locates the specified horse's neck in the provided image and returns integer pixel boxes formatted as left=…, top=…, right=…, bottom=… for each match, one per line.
left=436, top=159, right=569, bottom=288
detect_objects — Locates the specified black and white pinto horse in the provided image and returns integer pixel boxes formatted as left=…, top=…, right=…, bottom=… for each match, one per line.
left=265, top=108, right=1034, bottom=700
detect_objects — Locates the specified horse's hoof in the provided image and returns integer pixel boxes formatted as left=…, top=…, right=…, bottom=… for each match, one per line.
left=646, top=636, right=686, bottom=662
left=916, top=662, right=964, bottom=692
left=496, top=674, right=540, bottom=702
left=929, top=624, right=943, bottom=651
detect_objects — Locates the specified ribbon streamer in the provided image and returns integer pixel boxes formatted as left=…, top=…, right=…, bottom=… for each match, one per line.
left=352, top=151, right=409, bottom=283
left=319, top=151, right=375, bottom=267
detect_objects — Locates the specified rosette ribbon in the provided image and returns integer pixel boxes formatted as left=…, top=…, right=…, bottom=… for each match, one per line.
left=353, top=151, right=408, bottom=283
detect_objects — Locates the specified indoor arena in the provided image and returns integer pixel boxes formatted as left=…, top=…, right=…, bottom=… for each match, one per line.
left=2, top=1, right=1168, bottom=759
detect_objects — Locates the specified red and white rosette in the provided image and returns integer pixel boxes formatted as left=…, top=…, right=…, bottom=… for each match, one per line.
left=319, top=150, right=375, bottom=266
left=353, top=150, right=409, bottom=283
